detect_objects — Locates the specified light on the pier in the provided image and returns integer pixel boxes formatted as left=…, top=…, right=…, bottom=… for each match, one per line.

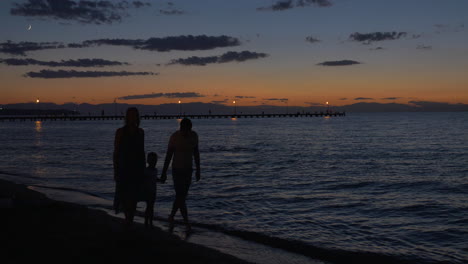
left=36, top=98, right=40, bottom=103
left=326, top=101, right=329, bottom=105
left=233, top=100, right=236, bottom=104
left=178, top=100, right=181, bottom=104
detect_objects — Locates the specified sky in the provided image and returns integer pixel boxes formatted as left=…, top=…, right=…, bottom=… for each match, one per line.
left=1, top=0, right=467, bottom=107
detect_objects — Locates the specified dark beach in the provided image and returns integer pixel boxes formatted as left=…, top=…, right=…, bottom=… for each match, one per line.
left=0, top=179, right=250, bottom=264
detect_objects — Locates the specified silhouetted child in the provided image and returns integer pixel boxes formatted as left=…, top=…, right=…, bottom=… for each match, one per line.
left=141, top=152, right=162, bottom=228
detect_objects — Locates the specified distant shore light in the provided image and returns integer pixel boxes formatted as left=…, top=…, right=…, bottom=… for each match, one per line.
left=36, top=99, right=40, bottom=103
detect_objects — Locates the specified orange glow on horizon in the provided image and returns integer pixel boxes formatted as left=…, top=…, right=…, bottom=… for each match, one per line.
left=1, top=72, right=467, bottom=106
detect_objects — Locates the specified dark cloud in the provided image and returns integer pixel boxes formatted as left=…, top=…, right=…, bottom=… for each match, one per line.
left=159, top=2, right=185, bottom=15
left=159, top=9, right=184, bottom=15
left=211, top=99, right=228, bottom=104
left=382, top=97, right=401, bottom=100
left=409, top=101, right=468, bottom=111
left=354, top=97, right=374, bottom=100
left=339, top=98, right=348, bottom=100
left=0, top=58, right=128, bottom=67
left=0, top=41, right=64, bottom=56
left=84, top=35, right=241, bottom=52
left=305, top=102, right=325, bottom=106
left=140, top=36, right=240, bottom=52
left=171, top=55, right=217, bottom=66
left=257, top=0, right=332, bottom=11
left=264, top=0, right=294, bottom=11
left=218, top=51, right=268, bottom=63
left=263, top=98, right=289, bottom=102
left=24, top=70, right=156, bottom=78
left=416, top=45, right=432, bottom=50
left=67, top=43, right=90, bottom=48
left=170, top=51, right=268, bottom=66
left=133, top=1, right=150, bottom=8
left=306, top=36, right=321, bottom=43
left=349, top=32, right=407, bottom=44
left=434, top=23, right=464, bottom=34
left=235, top=96, right=256, bottom=99
left=317, top=60, right=361, bottom=66
left=10, top=0, right=151, bottom=24
left=118, top=92, right=204, bottom=100
left=370, top=47, right=385, bottom=51
left=82, top=38, right=143, bottom=47
left=1, top=35, right=240, bottom=56
left=297, top=0, right=331, bottom=7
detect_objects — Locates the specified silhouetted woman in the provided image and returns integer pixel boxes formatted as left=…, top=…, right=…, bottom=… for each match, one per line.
left=113, top=107, right=145, bottom=227
left=161, top=118, right=201, bottom=231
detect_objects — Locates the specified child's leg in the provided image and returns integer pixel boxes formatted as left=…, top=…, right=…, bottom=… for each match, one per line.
left=146, top=200, right=154, bottom=227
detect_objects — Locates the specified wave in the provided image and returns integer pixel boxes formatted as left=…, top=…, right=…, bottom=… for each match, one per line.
left=0, top=170, right=43, bottom=180
left=206, top=145, right=258, bottom=153
left=30, top=184, right=106, bottom=199
left=166, top=220, right=443, bottom=264
left=4, top=167, right=463, bottom=264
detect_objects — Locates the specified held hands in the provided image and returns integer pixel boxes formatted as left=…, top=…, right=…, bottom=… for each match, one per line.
left=160, top=172, right=167, bottom=184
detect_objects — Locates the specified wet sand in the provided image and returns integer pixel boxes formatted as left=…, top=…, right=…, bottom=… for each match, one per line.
left=0, top=179, right=250, bottom=264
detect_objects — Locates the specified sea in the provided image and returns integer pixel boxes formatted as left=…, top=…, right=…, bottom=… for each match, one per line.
left=1, top=112, right=467, bottom=264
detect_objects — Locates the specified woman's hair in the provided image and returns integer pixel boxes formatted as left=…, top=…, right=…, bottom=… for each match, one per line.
left=180, top=118, right=192, bottom=131
left=125, top=107, right=140, bottom=127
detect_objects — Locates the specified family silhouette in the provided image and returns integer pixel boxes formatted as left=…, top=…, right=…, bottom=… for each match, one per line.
left=113, top=107, right=200, bottom=231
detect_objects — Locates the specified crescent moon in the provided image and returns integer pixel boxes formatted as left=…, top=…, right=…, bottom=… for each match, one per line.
left=28, top=25, right=32, bottom=30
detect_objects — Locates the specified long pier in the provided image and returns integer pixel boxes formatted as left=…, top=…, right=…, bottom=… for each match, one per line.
left=0, top=112, right=345, bottom=122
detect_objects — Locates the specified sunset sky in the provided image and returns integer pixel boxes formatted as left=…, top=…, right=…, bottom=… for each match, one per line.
left=1, top=0, right=467, bottom=107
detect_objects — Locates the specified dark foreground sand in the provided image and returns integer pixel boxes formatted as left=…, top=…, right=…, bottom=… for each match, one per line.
left=0, top=179, right=250, bottom=264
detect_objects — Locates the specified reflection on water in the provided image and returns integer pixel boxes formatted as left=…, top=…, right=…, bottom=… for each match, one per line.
left=34, top=121, right=43, bottom=147
left=33, top=121, right=45, bottom=172
left=33, top=166, right=47, bottom=178
left=35, top=120, right=42, bottom=132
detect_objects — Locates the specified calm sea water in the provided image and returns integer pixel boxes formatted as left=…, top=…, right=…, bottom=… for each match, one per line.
left=1, top=113, right=467, bottom=263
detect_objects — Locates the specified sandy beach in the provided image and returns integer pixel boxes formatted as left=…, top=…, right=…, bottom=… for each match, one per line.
left=0, top=179, right=250, bottom=264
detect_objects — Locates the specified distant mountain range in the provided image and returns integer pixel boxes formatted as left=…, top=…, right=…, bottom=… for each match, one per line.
left=1, top=101, right=467, bottom=115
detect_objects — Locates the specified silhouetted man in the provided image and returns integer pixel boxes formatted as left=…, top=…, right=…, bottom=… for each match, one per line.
left=161, top=118, right=201, bottom=231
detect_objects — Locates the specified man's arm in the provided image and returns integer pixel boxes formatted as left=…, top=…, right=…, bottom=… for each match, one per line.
left=161, top=134, right=175, bottom=183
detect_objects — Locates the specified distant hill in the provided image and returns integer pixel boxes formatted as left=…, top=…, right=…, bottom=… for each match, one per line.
left=1, top=101, right=467, bottom=115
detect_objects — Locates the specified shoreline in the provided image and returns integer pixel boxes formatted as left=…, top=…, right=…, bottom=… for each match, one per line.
left=0, top=178, right=250, bottom=264
left=0, top=177, right=422, bottom=264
